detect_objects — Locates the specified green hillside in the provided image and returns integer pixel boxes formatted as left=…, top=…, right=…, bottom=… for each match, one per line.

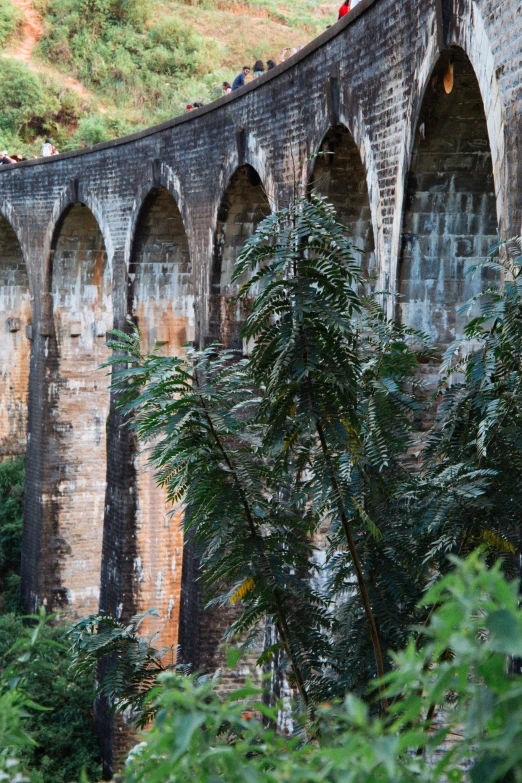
left=0, top=0, right=334, bottom=157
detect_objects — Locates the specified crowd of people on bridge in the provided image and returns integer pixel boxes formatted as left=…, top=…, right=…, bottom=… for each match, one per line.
left=1, top=137, right=60, bottom=165
left=199, top=0, right=361, bottom=105
left=189, top=48, right=304, bottom=108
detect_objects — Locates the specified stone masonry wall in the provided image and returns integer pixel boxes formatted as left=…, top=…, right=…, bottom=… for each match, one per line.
left=46, top=204, right=112, bottom=614
left=0, top=217, right=30, bottom=457
left=399, top=47, right=498, bottom=351
left=0, top=0, right=516, bottom=745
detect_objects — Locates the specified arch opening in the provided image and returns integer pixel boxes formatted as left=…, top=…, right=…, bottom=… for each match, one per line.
left=398, top=47, right=498, bottom=348
left=129, top=187, right=193, bottom=351
left=209, top=164, right=270, bottom=348
left=309, top=124, right=376, bottom=281
left=48, top=202, right=112, bottom=614
left=0, top=216, right=30, bottom=457
left=124, top=186, right=193, bottom=648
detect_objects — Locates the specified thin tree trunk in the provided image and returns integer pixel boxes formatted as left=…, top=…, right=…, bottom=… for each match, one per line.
left=315, top=419, right=388, bottom=711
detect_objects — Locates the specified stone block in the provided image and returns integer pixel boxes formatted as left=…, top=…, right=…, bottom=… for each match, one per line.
left=7, top=317, right=20, bottom=332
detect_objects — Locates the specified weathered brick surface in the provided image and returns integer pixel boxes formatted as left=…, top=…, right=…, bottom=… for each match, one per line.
left=0, top=217, right=30, bottom=456
left=208, top=164, right=270, bottom=347
left=0, top=0, right=516, bottom=709
left=44, top=205, right=112, bottom=614
left=311, top=124, right=376, bottom=279
left=399, top=48, right=498, bottom=349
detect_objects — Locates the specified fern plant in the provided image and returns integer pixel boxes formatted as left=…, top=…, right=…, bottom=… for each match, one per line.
left=421, top=237, right=522, bottom=573
left=319, top=300, right=433, bottom=699
left=233, top=191, right=430, bottom=705
left=103, top=336, right=330, bottom=709
left=69, top=609, right=178, bottom=727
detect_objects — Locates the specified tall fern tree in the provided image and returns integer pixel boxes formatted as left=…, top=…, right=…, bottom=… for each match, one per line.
left=104, top=338, right=330, bottom=709
left=321, top=301, right=433, bottom=698
left=233, top=191, right=430, bottom=705
left=102, top=194, right=448, bottom=715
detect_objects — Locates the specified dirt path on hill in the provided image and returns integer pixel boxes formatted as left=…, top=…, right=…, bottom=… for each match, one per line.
left=2, top=0, right=98, bottom=103
left=3, top=0, right=40, bottom=61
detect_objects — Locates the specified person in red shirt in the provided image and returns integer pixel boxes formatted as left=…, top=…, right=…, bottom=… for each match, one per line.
left=338, top=1, right=350, bottom=19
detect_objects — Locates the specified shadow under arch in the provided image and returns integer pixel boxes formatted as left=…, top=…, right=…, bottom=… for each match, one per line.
left=124, top=166, right=193, bottom=272
left=309, top=123, right=376, bottom=281
left=128, top=185, right=193, bottom=347
left=397, top=46, right=498, bottom=355
left=0, top=211, right=31, bottom=457
left=208, top=163, right=270, bottom=348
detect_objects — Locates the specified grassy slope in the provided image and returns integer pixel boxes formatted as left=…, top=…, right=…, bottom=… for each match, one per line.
left=0, top=0, right=336, bottom=155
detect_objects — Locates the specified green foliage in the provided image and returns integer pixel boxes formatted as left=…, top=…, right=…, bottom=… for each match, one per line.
left=234, top=190, right=432, bottom=698
left=0, top=59, right=50, bottom=134
left=37, top=0, right=220, bottom=112
left=69, top=609, right=185, bottom=727
left=0, top=461, right=102, bottom=782
left=67, top=112, right=134, bottom=147
left=422, top=236, right=522, bottom=571
left=124, top=552, right=522, bottom=783
left=105, top=193, right=436, bottom=711
left=0, top=611, right=49, bottom=783
left=0, top=0, right=22, bottom=46
left=0, top=458, right=24, bottom=613
left=0, top=60, right=85, bottom=154
left=0, top=612, right=102, bottom=783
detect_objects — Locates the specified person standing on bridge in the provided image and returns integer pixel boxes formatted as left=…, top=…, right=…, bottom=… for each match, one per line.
left=232, top=66, right=250, bottom=90
left=338, top=1, right=350, bottom=18
left=338, top=0, right=361, bottom=17
left=41, top=138, right=58, bottom=157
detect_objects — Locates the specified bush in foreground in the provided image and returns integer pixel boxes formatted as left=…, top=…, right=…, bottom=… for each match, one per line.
left=125, top=551, right=522, bottom=783
left=0, top=613, right=102, bottom=783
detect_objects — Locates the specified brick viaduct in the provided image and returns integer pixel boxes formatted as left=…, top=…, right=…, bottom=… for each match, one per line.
left=0, top=0, right=520, bottom=686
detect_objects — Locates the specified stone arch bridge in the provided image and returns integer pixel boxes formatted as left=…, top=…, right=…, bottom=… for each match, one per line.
left=0, top=0, right=520, bottom=677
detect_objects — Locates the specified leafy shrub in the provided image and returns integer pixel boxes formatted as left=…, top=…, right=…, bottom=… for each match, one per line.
left=0, top=461, right=101, bottom=783
left=37, top=0, right=220, bottom=111
left=125, top=552, right=522, bottom=783
left=68, top=112, right=134, bottom=147
left=0, top=613, right=102, bottom=783
left=0, top=611, right=49, bottom=783
left=70, top=609, right=182, bottom=727
left=0, top=60, right=50, bottom=134
left=0, top=60, right=85, bottom=154
left=0, top=0, right=22, bottom=46
left=0, top=458, right=24, bottom=613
